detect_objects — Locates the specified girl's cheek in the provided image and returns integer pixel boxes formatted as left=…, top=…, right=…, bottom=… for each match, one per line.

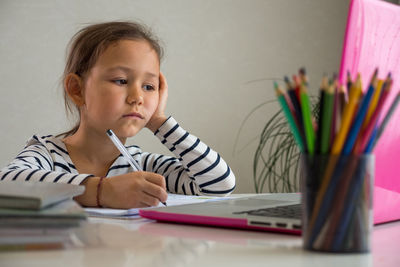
left=150, top=100, right=159, bottom=115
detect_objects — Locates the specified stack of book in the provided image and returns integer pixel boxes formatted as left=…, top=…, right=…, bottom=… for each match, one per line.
left=0, top=181, right=87, bottom=251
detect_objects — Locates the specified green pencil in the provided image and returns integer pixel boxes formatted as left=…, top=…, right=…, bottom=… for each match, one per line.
left=300, top=85, right=316, bottom=155
left=274, top=82, right=305, bottom=152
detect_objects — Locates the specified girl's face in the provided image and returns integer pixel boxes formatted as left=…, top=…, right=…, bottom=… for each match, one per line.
left=81, top=40, right=160, bottom=138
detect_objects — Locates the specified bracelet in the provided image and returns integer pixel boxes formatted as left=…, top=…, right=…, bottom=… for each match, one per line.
left=96, top=176, right=105, bottom=208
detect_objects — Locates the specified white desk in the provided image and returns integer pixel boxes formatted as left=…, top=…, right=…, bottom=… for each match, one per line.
left=0, top=215, right=399, bottom=267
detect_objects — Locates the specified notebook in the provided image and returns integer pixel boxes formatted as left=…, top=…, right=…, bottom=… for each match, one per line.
left=0, top=199, right=87, bottom=228
left=140, top=0, right=400, bottom=233
left=0, top=181, right=84, bottom=210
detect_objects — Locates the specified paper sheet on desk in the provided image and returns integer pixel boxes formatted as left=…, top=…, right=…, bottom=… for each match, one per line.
left=84, top=194, right=233, bottom=218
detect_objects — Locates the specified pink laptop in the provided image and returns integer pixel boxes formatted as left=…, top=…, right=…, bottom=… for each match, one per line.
left=140, top=0, right=400, bottom=232
left=338, top=0, right=400, bottom=224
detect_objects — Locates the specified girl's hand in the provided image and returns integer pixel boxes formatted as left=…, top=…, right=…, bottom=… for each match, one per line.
left=146, top=72, right=168, bottom=133
left=100, top=172, right=168, bottom=209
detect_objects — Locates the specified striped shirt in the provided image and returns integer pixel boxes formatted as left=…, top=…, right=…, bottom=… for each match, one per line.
left=0, top=117, right=235, bottom=196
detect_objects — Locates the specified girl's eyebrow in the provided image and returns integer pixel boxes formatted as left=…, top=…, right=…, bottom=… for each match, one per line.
left=144, top=72, right=158, bottom=79
left=106, top=66, right=158, bottom=78
left=106, top=66, right=131, bottom=73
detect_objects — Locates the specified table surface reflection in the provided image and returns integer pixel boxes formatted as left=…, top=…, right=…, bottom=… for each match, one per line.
left=1, top=215, right=399, bottom=267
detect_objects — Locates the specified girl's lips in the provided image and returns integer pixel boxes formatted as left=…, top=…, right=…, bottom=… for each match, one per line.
left=123, top=112, right=144, bottom=119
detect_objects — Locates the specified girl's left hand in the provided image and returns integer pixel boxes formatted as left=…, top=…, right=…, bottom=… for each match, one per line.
left=146, top=72, right=168, bottom=132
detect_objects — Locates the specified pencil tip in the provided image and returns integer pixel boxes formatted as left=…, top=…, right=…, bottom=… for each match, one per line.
left=284, top=76, right=290, bottom=83
left=373, top=68, right=378, bottom=78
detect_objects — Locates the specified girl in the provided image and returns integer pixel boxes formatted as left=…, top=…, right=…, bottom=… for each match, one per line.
left=0, top=21, right=235, bottom=209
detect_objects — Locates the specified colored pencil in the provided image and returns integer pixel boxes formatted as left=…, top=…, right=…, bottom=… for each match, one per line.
left=346, top=70, right=352, bottom=90
left=331, top=74, right=362, bottom=155
left=300, top=84, right=316, bottom=155
left=299, top=67, right=308, bottom=86
left=362, top=79, right=384, bottom=129
left=283, top=76, right=299, bottom=125
left=274, top=68, right=400, bottom=252
left=307, top=155, right=352, bottom=247
left=338, top=85, right=347, bottom=117
left=285, top=76, right=307, bottom=151
left=293, top=75, right=301, bottom=102
left=275, top=82, right=305, bottom=152
left=370, top=90, right=400, bottom=151
left=329, top=79, right=339, bottom=149
left=321, top=155, right=360, bottom=249
left=342, top=69, right=378, bottom=154
left=315, top=75, right=328, bottom=154
left=364, top=125, right=378, bottom=153
left=320, top=82, right=334, bottom=154
left=354, top=77, right=392, bottom=153
left=331, top=156, right=370, bottom=250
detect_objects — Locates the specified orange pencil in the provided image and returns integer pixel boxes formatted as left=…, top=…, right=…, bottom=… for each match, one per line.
left=331, top=74, right=362, bottom=155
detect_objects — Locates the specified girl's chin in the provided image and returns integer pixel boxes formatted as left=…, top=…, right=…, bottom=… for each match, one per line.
left=119, top=126, right=143, bottom=138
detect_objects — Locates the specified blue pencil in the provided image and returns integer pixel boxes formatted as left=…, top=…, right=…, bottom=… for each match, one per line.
left=364, top=125, right=377, bottom=153
left=371, top=91, right=400, bottom=151
left=342, top=82, right=375, bottom=155
left=332, top=156, right=370, bottom=250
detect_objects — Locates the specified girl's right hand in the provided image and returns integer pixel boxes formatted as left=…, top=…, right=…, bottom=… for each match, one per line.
left=100, top=172, right=168, bottom=209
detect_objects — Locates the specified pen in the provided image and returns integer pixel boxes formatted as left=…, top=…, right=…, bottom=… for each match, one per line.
left=106, top=129, right=167, bottom=206
left=106, top=129, right=142, bottom=171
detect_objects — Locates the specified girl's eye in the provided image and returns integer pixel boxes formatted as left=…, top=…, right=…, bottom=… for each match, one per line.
left=143, top=84, right=155, bottom=91
left=113, top=79, right=128, bottom=85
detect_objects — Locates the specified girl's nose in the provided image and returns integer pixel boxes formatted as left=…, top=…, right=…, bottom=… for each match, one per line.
left=126, top=86, right=144, bottom=105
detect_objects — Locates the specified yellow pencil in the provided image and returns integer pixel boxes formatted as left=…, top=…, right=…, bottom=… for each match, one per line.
left=331, top=74, right=362, bottom=155
left=362, top=79, right=383, bottom=129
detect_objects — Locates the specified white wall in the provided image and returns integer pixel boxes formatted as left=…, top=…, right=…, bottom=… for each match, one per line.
left=0, top=0, right=349, bottom=193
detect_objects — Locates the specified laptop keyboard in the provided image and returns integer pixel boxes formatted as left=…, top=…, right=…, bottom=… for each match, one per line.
left=233, top=204, right=301, bottom=219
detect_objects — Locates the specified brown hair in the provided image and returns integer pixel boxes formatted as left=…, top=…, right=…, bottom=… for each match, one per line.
left=60, top=21, right=164, bottom=137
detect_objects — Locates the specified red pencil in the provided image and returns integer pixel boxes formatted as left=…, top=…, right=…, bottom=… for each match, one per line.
left=354, top=77, right=392, bottom=153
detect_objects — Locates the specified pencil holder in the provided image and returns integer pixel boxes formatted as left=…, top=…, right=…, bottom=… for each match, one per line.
left=300, top=153, right=374, bottom=253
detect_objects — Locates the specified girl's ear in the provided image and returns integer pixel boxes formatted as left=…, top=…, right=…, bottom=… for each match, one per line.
left=64, top=73, right=85, bottom=106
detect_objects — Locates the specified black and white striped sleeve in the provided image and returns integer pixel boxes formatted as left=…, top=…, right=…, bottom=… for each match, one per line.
left=145, top=116, right=235, bottom=196
left=0, top=142, right=92, bottom=185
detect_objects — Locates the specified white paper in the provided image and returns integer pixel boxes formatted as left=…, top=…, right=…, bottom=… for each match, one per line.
left=84, top=194, right=232, bottom=218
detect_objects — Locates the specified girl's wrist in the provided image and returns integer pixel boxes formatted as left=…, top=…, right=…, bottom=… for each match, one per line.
left=147, top=115, right=168, bottom=133
left=74, top=176, right=102, bottom=207
left=96, top=176, right=106, bottom=207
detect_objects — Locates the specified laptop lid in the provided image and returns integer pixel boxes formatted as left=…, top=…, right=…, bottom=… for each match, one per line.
left=140, top=193, right=302, bottom=234
left=339, top=0, right=400, bottom=224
